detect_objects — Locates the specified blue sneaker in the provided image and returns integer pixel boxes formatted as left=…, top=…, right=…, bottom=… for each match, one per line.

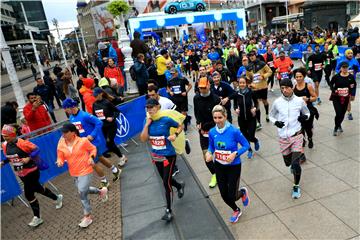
left=254, top=141, right=260, bottom=151
left=292, top=185, right=301, bottom=199
left=229, top=209, right=242, bottom=223
left=348, top=113, right=353, bottom=120
left=240, top=187, right=250, bottom=207
left=247, top=150, right=253, bottom=159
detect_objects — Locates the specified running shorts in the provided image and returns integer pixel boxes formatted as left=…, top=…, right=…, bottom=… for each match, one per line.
left=279, top=133, right=303, bottom=156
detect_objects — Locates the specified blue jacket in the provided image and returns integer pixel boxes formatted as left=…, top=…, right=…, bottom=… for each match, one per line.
left=98, top=46, right=118, bottom=66
left=133, top=60, right=149, bottom=85
left=237, top=66, right=247, bottom=77
left=335, top=56, right=360, bottom=75
left=69, top=110, right=106, bottom=153
left=208, top=124, right=249, bottom=165
left=208, top=52, right=220, bottom=61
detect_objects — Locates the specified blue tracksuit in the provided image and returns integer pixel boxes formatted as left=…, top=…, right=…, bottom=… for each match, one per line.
left=335, top=57, right=360, bottom=75
left=208, top=124, right=249, bottom=165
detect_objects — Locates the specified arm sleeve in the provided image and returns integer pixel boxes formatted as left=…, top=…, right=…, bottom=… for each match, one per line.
left=235, top=129, right=250, bottom=155
left=207, top=132, right=215, bottom=154
left=168, top=117, right=179, bottom=129
left=193, top=98, right=201, bottom=124
left=84, top=113, right=103, bottom=139
left=23, top=105, right=36, bottom=121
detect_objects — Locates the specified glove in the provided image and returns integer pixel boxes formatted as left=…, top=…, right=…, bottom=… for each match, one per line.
left=297, top=115, right=308, bottom=123
left=275, top=121, right=285, bottom=128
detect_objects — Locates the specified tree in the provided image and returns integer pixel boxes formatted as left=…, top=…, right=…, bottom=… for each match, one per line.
left=107, top=0, right=130, bottom=17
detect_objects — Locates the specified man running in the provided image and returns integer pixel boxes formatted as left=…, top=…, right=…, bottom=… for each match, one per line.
left=306, top=44, right=324, bottom=104
left=269, top=79, right=310, bottom=199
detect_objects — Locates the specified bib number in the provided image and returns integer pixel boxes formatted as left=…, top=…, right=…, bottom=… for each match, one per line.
left=268, top=61, right=274, bottom=67
left=172, top=85, right=181, bottom=94
left=314, top=63, right=322, bottom=71
left=214, top=150, right=232, bottom=165
left=7, top=154, right=23, bottom=171
left=280, top=72, right=289, bottom=79
left=150, top=136, right=166, bottom=150
left=73, top=121, right=85, bottom=133
left=337, top=88, right=349, bottom=97
left=95, top=109, right=105, bottom=120
left=253, top=73, right=261, bottom=83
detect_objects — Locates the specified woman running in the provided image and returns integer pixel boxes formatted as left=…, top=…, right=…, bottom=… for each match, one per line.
left=56, top=123, right=108, bottom=228
left=234, top=77, right=260, bottom=159
left=329, top=62, right=357, bottom=136
left=205, top=105, right=250, bottom=223
left=1, top=124, right=63, bottom=227
left=140, top=98, right=185, bottom=222
left=293, top=68, right=318, bottom=149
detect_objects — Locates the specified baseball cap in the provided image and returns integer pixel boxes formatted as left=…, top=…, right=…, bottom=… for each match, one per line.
left=198, top=77, right=209, bottom=88
left=93, top=87, right=103, bottom=97
left=61, top=123, right=78, bottom=133
left=339, top=61, right=349, bottom=68
left=62, top=98, right=78, bottom=109
left=146, top=98, right=160, bottom=107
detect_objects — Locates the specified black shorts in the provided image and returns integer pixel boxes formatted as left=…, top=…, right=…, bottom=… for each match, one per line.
left=173, top=97, right=188, bottom=112
left=199, top=132, right=209, bottom=150
left=312, top=71, right=323, bottom=82
left=253, top=88, right=268, bottom=100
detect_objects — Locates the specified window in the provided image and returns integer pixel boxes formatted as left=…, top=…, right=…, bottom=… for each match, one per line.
left=279, top=6, right=286, bottom=16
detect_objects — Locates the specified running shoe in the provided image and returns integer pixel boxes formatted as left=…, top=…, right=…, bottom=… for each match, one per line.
left=112, top=168, right=122, bottom=182
left=185, top=139, right=191, bottom=154
left=256, top=123, right=262, bottom=131
left=209, top=174, right=217, bottom=188
left=292, top=185, right=301, bottom=199
left=100, top=181, right=110, bottom=189
left=347, top=113, right=353, bottom=120
left=172, top=165, right=180, bottom=177
left=55, top=194, right=63, bottom=209
left=308, top=138, right=313, bottom=149
left=78, top=216, right=93, bottom=228
left=229, top=209, right=242, bottom=223
left=103, top=152, right=111, bottom=158
left=266, top=115, right=270, bottom=122
left=240, top=187, right=250, bottom=207
left=337, top=126, right=344, bottom=133
left=118, top=155, right=127, bottom=167
left=333, top=128, right=338, bottom=136
left=254, top=141, right=260, bottom=151
left=161, top=209, right=173, bottom=222
left=120, top=143, right=128, bottom=147
left=247, top=150, right=253, bottom=159
left=28, top=216, right=44, bottom=227
left=99, top=187, right=108, bottom=202
left=178, top=181, right=185, bottom=199
left=317, top=98, right=322, bottom=105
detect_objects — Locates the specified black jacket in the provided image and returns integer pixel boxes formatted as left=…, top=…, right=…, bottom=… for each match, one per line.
left=92, top=98, right=120, bottom=127
left=193, top=92, right=220, bottom=131
left=226, top=56, right=241, bottom=82
left=233, top=89, right=257, bottom=120
left=1, top=104, right=17, bottom=127
left=33, top=84, right=53, bottom=103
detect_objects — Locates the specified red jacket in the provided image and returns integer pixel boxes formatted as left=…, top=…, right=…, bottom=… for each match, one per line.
left=23, top=103, right=52, bottom=131
left=79, top=86, right=95, bottom=114
left=112, top=40, right=125, bottom=67
left=104, top=66, right=124, bottom=87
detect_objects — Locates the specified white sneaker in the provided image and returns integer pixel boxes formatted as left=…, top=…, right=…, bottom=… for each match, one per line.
left=28, top=216, right=44, bottom=227
left=78, top=216, right=93, bottom=228
left=99, top=187, right=108, bottom=202
left=55, top=194, right=63, bottom=209
left=118, top=155, right=128, bottom=167
left=120, top=143, right=128, bottom=147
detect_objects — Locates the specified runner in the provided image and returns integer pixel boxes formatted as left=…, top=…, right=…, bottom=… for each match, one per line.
left=56, top=123, right=108, bottom=228
left=205, top=105, right=250, bottom=223
left=1, top=124, right=63, bottom=227
left=234, top=77, right=260, bottom=159
left=194, top=77, right=221, bottom=188
left=263, top=46, right=277, bottom=92
left=246, top=50, right=273, bottom=130
left=306, top=44, right=324, bottom=104
left=62, top=98, right=120, bottom=188
left=140, top=98, right=185, bottom=222
left=147, top=85, right=176, bottom=110
left=269, top=79, right=310, bottom=199
left=92, top=88, right=127, bottom=167
left=329, top=62, right=357, bottom=136
left=293, top=68, right=318, bottom=149
left=322, top=42, right=334, bottom=86
left=274, top=51, right=294, bottom=83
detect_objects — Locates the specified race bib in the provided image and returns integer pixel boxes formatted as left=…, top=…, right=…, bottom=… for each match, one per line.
left=214, top=150, right=232, bottom=165
left=253, top=73, right=261, bottom=83
left=95, top=109, right=105, bottom=120
left=268, top=61, right=274, bottom=67
left=337, top=88, right=349, bottom=97
left=280, top=72, right=289, bottom=79
left=172, top=85, right=182, bottom=94
left=73, top=121, right=85, bottom=133
left=314, top=63, right=322, bottom=71
left=149, top=136, right=167, bottom=150
left=6, top=154, right=23, bottom=171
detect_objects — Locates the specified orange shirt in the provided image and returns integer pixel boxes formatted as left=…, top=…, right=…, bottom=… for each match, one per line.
left=274, top=57, right=293, bottom=73
left=57, top=136, right=97, bottom=177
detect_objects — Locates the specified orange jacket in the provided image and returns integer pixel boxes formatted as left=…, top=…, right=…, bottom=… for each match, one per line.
left=79, top=86, right=95, bottom=113
left=57, top=136, right=97, bottom=177
left=274, top=57, right=293, bottom=73
left=104, top=66, right=124, bottom=87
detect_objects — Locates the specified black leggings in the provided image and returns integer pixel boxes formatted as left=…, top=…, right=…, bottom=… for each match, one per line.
left=267, top=68, right=276, bottom=88
left=214, top=161, right=242, bottom=211
left=332, top=98, right=349, bottom=129
left=301, top=113, right=314, bottom=139
left=324, top=65, right=332, bottom=86
left=238, top=117, right=258, bottom=151
left=102, top=123, right=123, bottom=158
left=283, top=152, right=302, bottom=185
left=154, top=156, right=182, bottom=211
left=19, top=169, right=57, bottom=217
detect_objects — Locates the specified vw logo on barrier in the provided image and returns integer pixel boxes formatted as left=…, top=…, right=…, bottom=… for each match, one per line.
left=116, top=113, right=130, bottom=138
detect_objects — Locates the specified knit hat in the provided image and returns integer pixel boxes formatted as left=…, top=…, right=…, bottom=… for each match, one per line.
left=62, top=98, right=78, bottom=109
left=1, top=124, right=17, bottom=137
left=82, top=78, right=95, bottom=88
left=98, top=77, right=110, bottom=87
left=98, top=42, right=107, bottom=50
left=279, top=78, right=293, bottom=88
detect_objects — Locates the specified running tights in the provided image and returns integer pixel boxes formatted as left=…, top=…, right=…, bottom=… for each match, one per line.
left=102, top=123, right=123, bottom=158
left=332, top=98, right=349, bottom=129
left=283, top=152, right=302, bottom=185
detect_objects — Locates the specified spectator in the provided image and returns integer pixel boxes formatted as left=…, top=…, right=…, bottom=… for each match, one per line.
left=33, top=78, right=57, bottom=123
left=347, top=27, right=359, bottom=47
left=134, top=53, right=149, bottom=95
left=53, top=63, right=62, bottom=77
left=98, top=42, right=118, bottom=67
left=130, top=31, right=149, bottom=59
left=75, top=59, right=88, bottom=78
left=31, top=64, right=37, bottom=80
left=79, top=77, right=96, bottom=113
left=23, top=92, right=52, bottom=131
left=43, top=70, right=62, bottom=109
left=283, top=39, right=294, bottom=57
left=111, top=40, right=127, bottom=90
left=1, top=101, right=18, bottom=130
left=104, top=58, right=125, bottom=96
left=226, top=49, right=241, bottom=83
left=55, top=72, right=66, bottom=102
left=156, top=49, right=171, bottom=88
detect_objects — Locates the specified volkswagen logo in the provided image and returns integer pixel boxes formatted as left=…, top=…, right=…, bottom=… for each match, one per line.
left=116, top=113, right=130, bottom=138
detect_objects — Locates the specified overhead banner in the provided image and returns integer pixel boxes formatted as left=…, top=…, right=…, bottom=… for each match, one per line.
left=91, top=2, right=116, bottom=39
left=193, top=23, right=207, bottom=43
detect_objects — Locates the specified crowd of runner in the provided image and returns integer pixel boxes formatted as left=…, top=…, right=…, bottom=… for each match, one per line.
left=1, top=27, right=359, bottom=227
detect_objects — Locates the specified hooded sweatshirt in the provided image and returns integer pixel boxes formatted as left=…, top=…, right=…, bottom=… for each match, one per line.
left=79, top=78, right=96, bottom=113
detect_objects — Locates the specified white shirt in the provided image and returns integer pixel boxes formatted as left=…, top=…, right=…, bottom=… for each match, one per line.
left=269, top=94, right=310, bottom=138
left=158, top=96, right=176, bottom=110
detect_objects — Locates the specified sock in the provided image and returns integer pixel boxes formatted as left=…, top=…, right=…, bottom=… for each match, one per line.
left=264, top=104, right=269, bottom=115
left=30, top=199, right=40, bottom=218
left=111, top=165, right=118, bottom=173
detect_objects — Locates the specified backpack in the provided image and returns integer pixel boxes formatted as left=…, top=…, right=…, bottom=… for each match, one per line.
left=129, top=65, right=137, bottom=81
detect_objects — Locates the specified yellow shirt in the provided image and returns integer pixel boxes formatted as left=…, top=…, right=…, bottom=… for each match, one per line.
left=156, top=56, right=170, bottom=75
left=199, top=59, right=211, bottom=67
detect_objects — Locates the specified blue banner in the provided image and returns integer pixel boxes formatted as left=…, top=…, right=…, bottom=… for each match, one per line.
left=193, top=23, right=207, bottom=43
left=1, top=151, right=22, bottom=203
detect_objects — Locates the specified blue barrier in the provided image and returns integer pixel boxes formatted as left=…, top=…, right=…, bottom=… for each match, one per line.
left=1, top=151, right=22, bottom=203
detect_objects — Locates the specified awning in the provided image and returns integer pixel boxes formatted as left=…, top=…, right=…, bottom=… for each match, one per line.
left=349, top=14, right=360, bottom=28
left=272, top=13, right=304, bottom=25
